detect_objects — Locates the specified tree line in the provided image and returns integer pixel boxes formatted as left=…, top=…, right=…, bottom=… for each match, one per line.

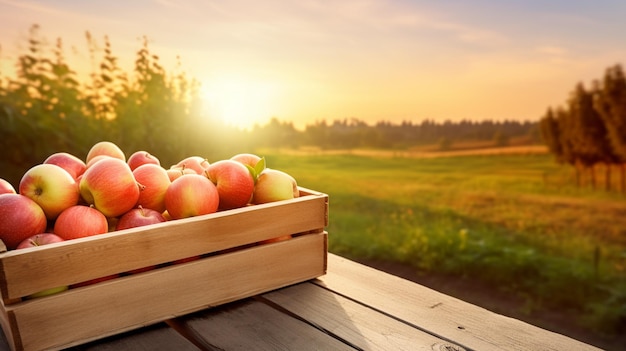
left=1, top=25, right=538, bottom=186
left=539, top=64, right=626, bottom=192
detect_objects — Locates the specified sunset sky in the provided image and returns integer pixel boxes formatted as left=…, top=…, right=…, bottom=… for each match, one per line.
left=1, top=0, right=626, bottom=130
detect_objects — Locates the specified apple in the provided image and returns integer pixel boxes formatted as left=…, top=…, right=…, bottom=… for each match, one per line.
left=165, top=174, right=219, bottom=219
left=172, top=256, right=201, bottom=265
left=85, top=141, right=126, bottom=164
left=206, top=160, right=255, bottom=210
left=252, top=169, right=300, bottom=204
left=116, top=206, right=166, bottom=230
left=260, top=234, right=292, bottom=245
left=230, top=153, right=262, bottom=168
left=54, top=205, right=108, bottom=240
left=0, top=193, right=48, bottom=250
left=107, top=216, right=119, bottom=232
left=19, top=163, right=80, bottom=220
left=133, top=164, right=171, bottom=213
left=80, top=157, right=141, bottom=217
left=43, top=152, right=87, bottom=180
left=86, top=154, right=112, bottom=169
left=0, top=178, right=16, bottom=194
left=174, top=156, right=210, bottom=175
left=162, top=210, right=172, bottom=221
left=127, top=151, right=160, bottom=171
left=166, top=166, right=197, bottom=182
left=16, top=233, right=68, bottom=298
left=230, top=154, right=266, bottom=183
left=27, top=286, right=69, bottom=299
left=71, top=274, right=119, bottom=288
left=17, top=233, right=64, bottom=249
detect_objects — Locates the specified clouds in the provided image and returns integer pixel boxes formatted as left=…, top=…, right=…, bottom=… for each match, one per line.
left=1, top=0, right=625, bottom=126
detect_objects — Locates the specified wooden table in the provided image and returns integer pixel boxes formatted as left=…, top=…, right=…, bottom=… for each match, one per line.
left=0, top=254, right=599, bottom=351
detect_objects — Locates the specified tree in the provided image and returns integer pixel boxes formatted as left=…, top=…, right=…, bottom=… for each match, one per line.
left=568, top=82, right=615, bottom=189
left=539, top=108, right=563, bottom=162
left=594, top=64, right=626, bottom=192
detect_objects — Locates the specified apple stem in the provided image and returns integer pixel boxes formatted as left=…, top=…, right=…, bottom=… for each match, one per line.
left=29, top=239, right=39, bottom=246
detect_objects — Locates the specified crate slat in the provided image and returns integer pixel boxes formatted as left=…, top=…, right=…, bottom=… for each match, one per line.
left=2, top=232, right=327, bottom=351
left=0, top=187, right=327, bottom=301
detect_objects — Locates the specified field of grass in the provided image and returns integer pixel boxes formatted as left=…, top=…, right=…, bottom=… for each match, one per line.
left=262, top=149, right=626, bottom=347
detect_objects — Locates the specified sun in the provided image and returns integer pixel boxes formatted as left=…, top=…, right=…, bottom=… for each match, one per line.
left=200, top=76, right=279, bottom=130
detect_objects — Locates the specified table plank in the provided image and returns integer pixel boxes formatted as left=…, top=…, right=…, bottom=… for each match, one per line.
left=65, top=322, right=199, bottom=351
left=261, top=281, right=466, bottom=351
left=317, top=254, right=600, bottom=351
left=175, top=298, right=354, bottom=350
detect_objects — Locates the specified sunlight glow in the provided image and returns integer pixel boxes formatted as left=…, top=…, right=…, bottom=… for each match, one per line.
left=200, top=75, right=280, bottom=130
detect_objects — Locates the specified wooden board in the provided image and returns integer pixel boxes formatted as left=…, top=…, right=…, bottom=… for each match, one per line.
left=0, top=187, right=327, bottom=301
left=317, top=254, right=600, bottom=351
left=177, top=299, right=353, bottom=351
left=2, top=233, right=327, bottom=351
left=261, top=281, right=466, bottom=350
left=64, top=323, right=198, bottom=351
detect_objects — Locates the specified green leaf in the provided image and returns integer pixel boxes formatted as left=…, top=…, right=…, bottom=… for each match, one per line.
left=255, top=157, right=266, bottom=174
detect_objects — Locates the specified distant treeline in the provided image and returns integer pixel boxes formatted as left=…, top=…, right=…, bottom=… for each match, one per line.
left=1, top=25, right=538, bottom=185
left=539, top=64, right=626, bottom=192
left=252, top=117, right=538, bottom=150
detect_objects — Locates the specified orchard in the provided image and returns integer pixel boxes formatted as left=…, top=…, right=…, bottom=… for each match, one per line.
left=0, top=141, right=300, bottom=254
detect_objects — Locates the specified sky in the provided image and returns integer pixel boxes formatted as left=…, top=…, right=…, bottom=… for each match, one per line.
left=1, top=0, right=626, bottom=130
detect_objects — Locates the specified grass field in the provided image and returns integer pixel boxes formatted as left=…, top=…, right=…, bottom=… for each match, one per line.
left=261, top=148, right=626, bottom=347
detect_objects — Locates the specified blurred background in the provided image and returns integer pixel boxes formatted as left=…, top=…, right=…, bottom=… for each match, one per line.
left=1, top=1, right=625, bottom=349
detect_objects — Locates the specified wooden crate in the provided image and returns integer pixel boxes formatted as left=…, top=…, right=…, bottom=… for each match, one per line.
left=0, top=187, right=328, bottom=351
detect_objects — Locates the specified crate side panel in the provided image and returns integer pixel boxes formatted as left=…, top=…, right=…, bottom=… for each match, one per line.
left=0, top=304, right=18, bottom=351
left=7, top=232, right=327, bottom=351
left=0, top=192, right=327, bottom=301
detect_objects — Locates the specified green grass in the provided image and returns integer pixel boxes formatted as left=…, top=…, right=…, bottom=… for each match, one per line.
left=263, top=151, right=626, bottom=335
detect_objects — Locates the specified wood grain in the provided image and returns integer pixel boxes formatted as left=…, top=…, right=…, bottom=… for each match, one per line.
left=64, top=323, right=198, bottom=351
left=3, top=233, right=326, bottom=351
left=261, top=281, right=467, bottom=350
left=0, top=187, right=327, bottom=301
left=316, top=254, right=600, bottom=351
left=178, top=299, right=353, bottom=351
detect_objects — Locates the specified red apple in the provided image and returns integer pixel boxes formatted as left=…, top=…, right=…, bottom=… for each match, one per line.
left=116, top=206, right=166, bottom=230
left=252, top=169, right=299, bottom=204
left=133, top=164, right=171, bottom=213
left=86, top=154, right=112, bottom=169
left=71, top=274, right=119, bottom=288
left=166, top=166, right=197, bottom=182
left=54, top=205, right=108, bottom=240
left=172, top=256, right=201, bottom=265
left=165, top=174, right=219, bottom=219
left=80, top=157, right=141, bottom=217
left=230, top=153, right=262, bottom=168
left=43, top=152, right=87, bottom=180
left=16, top=233, right=68, bottom=297
left=230, top=154, right=265, bottom=182
left=0, top=178, right=16, bottom=194
left=260, top=234, right=292, bottom=245
left=127, top=151, right=160, bottom=171
left=174, top=156, right=210, bottom=175
left=86, top=141, right=126, bottom=164
left=17, top=233, right=65, bottom=249
left=0, top=194, right=48, bottom=250
left=206, top=160, right=255, bottom=210
left=19, top=163, right=80, bottom=220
